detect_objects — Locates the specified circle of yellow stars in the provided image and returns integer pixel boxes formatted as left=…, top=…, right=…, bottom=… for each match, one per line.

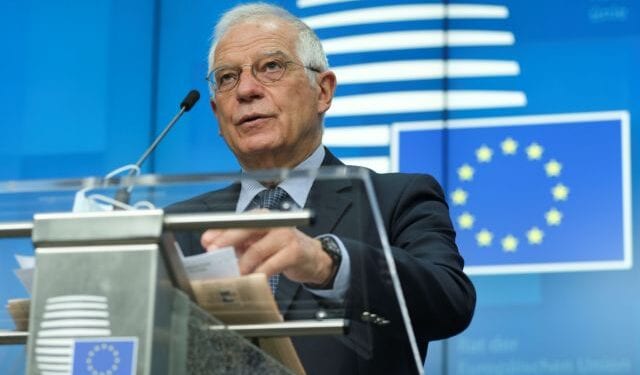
left=86, top=342, right=121, bottom=374
left=452, top=136, right=569, bottom=253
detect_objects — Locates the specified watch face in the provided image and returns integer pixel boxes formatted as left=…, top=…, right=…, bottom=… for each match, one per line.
left=318, top=236, right=342, bottom=289
left=321, top=237, right=342, bottom=261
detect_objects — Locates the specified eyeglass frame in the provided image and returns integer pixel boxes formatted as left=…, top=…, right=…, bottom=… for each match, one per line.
left=206, top=56, right=322, bottom=94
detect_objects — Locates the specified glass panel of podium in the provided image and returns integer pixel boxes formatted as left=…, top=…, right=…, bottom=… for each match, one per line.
left=0, top=167, right=425, bottom=374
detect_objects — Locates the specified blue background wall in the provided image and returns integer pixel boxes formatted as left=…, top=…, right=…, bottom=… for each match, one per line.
left=1, top=0, right=639, bottom=373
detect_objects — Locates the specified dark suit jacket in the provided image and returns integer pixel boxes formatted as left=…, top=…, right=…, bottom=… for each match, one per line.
left=167, top=149, right=476, bottom=375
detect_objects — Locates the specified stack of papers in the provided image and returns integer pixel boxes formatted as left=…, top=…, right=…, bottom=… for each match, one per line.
left=6, top=298, right=29, bottom=331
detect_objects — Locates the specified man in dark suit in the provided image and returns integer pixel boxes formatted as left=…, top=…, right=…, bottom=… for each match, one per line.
left=172, top=3, right=476, bottom=374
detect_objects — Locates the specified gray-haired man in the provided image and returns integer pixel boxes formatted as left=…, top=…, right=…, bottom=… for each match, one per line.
left=174, top=3, right=476, bottom=374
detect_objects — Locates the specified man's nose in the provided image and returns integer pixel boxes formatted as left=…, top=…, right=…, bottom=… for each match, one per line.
left=235, top=68, right=264, bottom=101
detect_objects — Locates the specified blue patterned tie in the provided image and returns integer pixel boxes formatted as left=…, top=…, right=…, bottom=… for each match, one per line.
left=249, top=187, right=293, bottom=293
left=250, top=187, right=292, bottom=211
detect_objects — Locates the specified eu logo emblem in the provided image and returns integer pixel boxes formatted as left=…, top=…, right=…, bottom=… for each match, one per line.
left=71, top=337, right=137, bottom=375
left=392, top=111, right=632, bottom=274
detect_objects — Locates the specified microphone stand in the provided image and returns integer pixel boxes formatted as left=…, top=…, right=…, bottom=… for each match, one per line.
left=114, top=90, right=200, bottom=206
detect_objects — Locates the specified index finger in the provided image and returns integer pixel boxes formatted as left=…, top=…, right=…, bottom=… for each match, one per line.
left=201, top=227, right=269, bottom=252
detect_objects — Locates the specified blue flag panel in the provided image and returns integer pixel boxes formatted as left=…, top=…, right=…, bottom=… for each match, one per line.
left=393, top=112, right=631, bottom=274
left=72, top=337, right=137, bottom=375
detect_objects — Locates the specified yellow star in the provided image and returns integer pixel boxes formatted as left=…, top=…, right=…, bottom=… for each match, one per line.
left=551, top=183, right=569, bottom=201
left=526, top=227, right=544, bottom=245
left=476, top=229, right=493, bottom=247
left=450, top=188, right=468, bottom=206
left=501, top=137, right=518, bottom=155
left=475, top=145, right=493, bottom=163
left=457, top=212, right=475, bottom=229
left=545, top=208, right=563, bottom=226
left=457, top=164, right=475, bottom=181
left=545, top=159, right=562, bottom=177
left=526, top=142, right=544, bottom=160
left=501, top=235, right=518, bottom=252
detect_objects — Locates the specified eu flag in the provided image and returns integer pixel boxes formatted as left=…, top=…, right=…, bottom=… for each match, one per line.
left=72, top=337, right=137, bottom=375
left=393, top=112, right=631, bottom=274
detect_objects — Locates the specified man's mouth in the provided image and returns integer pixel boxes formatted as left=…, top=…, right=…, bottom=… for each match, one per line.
left=236, top=113, right=273, bottom=126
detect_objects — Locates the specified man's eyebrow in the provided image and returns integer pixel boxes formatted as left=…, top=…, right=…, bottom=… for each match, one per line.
left=261, top=50, right=290, bottom=59
left=212, top=64, right=233, bottom=71
left=213, top=50, right=292, bottom=70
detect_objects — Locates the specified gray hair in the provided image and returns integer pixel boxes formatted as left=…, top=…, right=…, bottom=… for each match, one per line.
left=207, top=2, right=328, bottom=83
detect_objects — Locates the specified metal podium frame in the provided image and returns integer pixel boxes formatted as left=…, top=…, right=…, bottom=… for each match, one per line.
left=0, top=209, right=347, bottom=374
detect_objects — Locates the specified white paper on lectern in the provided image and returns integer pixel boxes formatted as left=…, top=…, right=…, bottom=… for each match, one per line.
left=15, top=254, right=35, bottom=269
left=13, top=254, right=35, bottom=294
left=181, top=246, right=240, bottom=280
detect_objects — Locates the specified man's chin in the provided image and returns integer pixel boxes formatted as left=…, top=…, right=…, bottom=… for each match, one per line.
left=240, top=140, right=278, bottom=154
left=236, top=143, right=282, bottom=169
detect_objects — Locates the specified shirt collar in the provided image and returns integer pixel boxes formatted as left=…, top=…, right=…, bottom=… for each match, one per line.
left=236, top=145, right=325, bottom=212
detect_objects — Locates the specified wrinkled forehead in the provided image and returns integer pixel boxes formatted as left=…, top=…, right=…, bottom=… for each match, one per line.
left=214, top=19, right=299, bottom=66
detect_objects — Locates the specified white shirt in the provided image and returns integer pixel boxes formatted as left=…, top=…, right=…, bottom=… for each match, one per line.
left=236, top=145, right=350, bottom=299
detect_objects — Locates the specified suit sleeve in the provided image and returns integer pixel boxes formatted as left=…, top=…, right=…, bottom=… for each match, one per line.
left=341, top=173, right=476, bottom=342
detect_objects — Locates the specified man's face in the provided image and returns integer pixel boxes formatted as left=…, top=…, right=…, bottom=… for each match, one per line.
left=211, top=20, right=335, bottom=169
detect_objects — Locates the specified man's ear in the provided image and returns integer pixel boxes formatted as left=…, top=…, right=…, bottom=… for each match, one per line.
left=210, top=97, right=217, bottom=114
left=209, top=98, right=223, bottom=135
left=316, top=71, right=337, bottom=115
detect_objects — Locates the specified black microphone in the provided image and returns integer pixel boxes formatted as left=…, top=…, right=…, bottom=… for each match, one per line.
left=114, top=89, right=200, bottom=205
left=180, top=89, right=200, bottom=111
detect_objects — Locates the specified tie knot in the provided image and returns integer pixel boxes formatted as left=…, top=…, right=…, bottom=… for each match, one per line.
left=252, top=187, right=294, bottom=210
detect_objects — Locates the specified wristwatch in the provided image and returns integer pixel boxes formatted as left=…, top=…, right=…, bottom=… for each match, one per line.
left=313, top=236, right=343, bottom=289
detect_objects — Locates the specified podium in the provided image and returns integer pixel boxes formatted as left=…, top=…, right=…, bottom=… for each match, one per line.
left=0, top=168, right=425, bottom=374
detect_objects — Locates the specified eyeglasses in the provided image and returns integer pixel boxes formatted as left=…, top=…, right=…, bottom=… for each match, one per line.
left=206, top=57, right=321, bottom=93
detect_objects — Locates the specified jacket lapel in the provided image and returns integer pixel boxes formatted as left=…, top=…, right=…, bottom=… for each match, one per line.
left=202, top=184, right=240, bottom=212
